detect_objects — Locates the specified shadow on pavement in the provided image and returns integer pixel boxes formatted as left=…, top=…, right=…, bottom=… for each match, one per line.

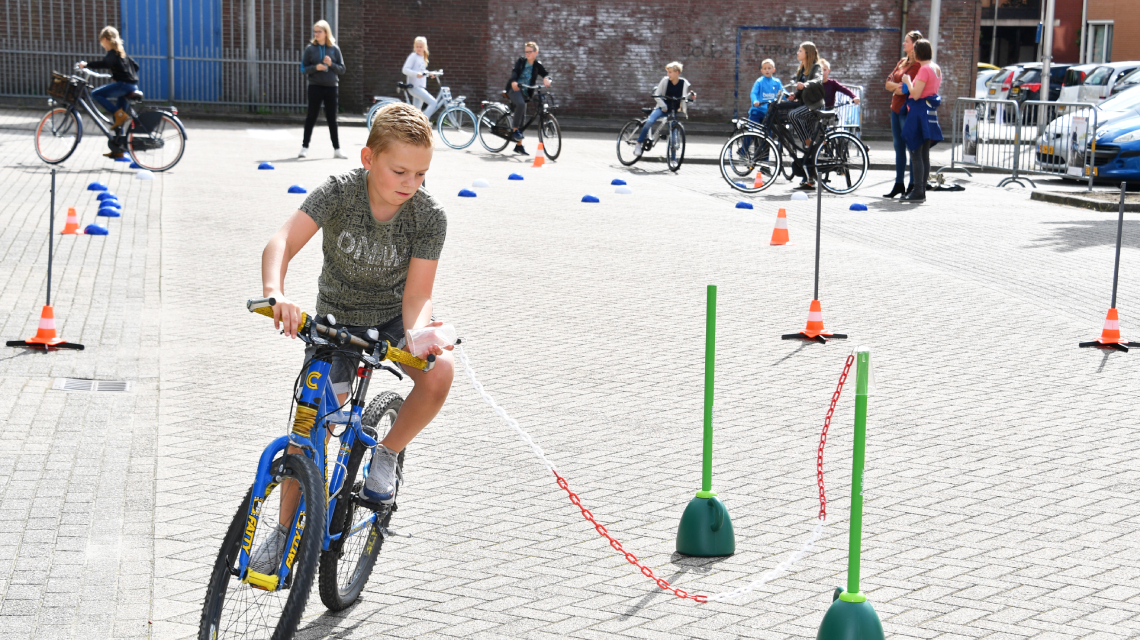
left=1029, top=219, right=1140, bottom=253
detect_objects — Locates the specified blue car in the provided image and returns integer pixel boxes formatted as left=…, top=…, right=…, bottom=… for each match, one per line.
left=1091, top=115, right=1140, bottom=181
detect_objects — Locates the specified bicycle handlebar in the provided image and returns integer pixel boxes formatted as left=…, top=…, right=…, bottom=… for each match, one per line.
left=246, top=297, right=434, bottom=372
left=74, top=64, right=111, bottom=80
left=518, top=82, right=552, bottom=90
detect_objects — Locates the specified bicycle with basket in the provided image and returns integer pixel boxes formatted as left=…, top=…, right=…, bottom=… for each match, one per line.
left=365, top=70, right=478, bottom=150
left=476, top=83, right=562, bottom=160
left=37, top=64, right=187, bottom=171
left=198, top=297, right=443, bottom=640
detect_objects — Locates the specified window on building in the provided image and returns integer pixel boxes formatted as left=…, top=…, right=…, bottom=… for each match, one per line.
left=1086, top=22, right=1113, bottom=64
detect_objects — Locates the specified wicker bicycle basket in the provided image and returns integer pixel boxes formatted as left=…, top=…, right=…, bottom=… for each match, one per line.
left=47, top=72, right=81, bottom=104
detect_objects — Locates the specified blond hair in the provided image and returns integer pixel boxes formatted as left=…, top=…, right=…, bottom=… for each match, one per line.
left=761, top=58, right=775, bottom=69
left=797, top=42, right=819, bottom=77
left=820, top=58, right=831, bottom=71
left=414, top=36, right=429, bottom=64
left=311, top=20, right=335, bottom=46
left=666, top=61, right=683, bottom=72
left=99, top=26, right=126, bottom=58
left=525, top=41, right=539, bottom=52
left=366, top=102, right=434, bottom=155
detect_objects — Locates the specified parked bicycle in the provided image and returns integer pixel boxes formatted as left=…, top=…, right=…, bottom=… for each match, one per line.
left=719, top=88, right=869, bottom=194
left=35, top=64, right=187, bottom=171
left=477, top=83, right=562, bottom=160
left=198, top=298, right=438, bottom=639
left=616, top=92, right=694, bottom=172
left=365, top=70, right=478, bottom=150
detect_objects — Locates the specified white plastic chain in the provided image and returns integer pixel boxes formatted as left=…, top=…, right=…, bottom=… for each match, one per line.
left=455, top=344, right=828, bottom=603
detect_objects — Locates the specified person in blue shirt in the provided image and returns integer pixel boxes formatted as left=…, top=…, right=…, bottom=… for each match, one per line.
left=749, top=59, right=783, bottom=124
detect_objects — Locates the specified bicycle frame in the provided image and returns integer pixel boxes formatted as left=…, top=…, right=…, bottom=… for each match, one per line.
left=65, top=84, right=121, bottom=141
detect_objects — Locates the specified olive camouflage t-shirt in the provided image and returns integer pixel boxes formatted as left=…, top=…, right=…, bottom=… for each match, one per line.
left=300, top=168, right=447, bottom=326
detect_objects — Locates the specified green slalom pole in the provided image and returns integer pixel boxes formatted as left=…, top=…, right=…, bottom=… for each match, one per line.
left=817, top=347, right=883, bottom=640
left=676, top=285, right=735, bottom=557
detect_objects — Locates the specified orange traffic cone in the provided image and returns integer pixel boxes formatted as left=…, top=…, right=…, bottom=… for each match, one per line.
left=5, top=305, right=84, bottom=350
left=782, top=299, right=846, bottom=343
left=770, top=208, right=790, bottom=245
left=753, top=171, right=764, bottom=188
left=60, top=207, right=82, bottom=234
left=533, top=142, right=545, bottom=167
left=1079, top=308, right=1140, bottom=351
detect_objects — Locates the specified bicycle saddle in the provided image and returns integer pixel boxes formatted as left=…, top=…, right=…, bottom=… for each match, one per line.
left=640, top=107, right=654, bottom=114
left=126, top=90, right=144, bottom=101
left=396, top=82, right=411, bottom=89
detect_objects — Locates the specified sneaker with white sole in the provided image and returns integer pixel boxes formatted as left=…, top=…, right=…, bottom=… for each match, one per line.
left=361, top=445, right=400, bottom=505
left=298, top=146, right=309, bottom=158
left=633, top=144, right=644, bottom=157
left=248, top=522, right=289, bottom=574
left=333, top=148, right=348, bottom=159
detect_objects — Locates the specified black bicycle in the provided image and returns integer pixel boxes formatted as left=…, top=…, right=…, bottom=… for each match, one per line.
left=36, top=64, right=187, bottom=171
left=616, top=92, right=694, bottom=172
left=719, top=89, right=868, bottom=194
left=477, top=83, right=561, bottom=160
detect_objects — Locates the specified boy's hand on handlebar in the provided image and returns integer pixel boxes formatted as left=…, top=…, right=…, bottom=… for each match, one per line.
left=543, top=77, right=552, bottom=87
left=512, top=81, right=520, bottom=91
left=77, top=61, right=87, bottom=68
left=267, top=293, right=304, bottom=338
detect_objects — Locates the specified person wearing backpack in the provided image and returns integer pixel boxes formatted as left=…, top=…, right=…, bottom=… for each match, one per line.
left=78, top=26, right=140, bottom=156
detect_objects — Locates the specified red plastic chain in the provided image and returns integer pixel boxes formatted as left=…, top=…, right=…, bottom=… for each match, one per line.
left=817, top=354, right=855, bottom=521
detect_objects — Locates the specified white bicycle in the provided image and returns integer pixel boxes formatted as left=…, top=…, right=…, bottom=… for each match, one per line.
left=366, top=70, right=477, bottom=149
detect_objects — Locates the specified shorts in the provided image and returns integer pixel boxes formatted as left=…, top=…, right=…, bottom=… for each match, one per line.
left=300, top=315, right=408, bottom=397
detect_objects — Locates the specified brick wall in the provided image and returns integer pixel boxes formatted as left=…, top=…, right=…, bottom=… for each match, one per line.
left=338, top=0, right=982, bottom=133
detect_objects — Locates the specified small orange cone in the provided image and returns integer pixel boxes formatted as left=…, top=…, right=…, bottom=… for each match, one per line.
left=770, top=208, right=790, bottom=245
left=1080, top=308, right=1140, bottom=351
left=782, top=299, right=847, bottom=343
left=5, top=305, right=84, bottom=350
left=753, top=171, right=764, bottom=188
left=533, top=142, right=545, bottom=167
left=60, top=207, right=82, bottom=234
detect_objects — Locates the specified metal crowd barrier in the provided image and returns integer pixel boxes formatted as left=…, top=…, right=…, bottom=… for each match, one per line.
left=941, top=97, right=1097, bottom=190
left=834, top=85, right=864, bottom=138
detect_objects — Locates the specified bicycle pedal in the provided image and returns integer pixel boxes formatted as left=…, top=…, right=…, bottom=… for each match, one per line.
left=354, top=494, right=394, bottom=513
left=381, top=527, right=412, bottom=539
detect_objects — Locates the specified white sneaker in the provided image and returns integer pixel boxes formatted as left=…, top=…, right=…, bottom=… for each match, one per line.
left=298, top=147, right=309, bottom=158
left=248, top=522, right=288, bottom=574
left=333, top=148, right=348, bottom=159
left=362, top=445, right=400, bottom=505
left=633, top=144, right=643, bottom=157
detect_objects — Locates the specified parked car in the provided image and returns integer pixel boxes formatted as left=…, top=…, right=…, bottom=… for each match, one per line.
left=1077, top=61, right=1140, bottom=105
left=1089, top=115, right=1140, bottom=181
left=1057, top=63, right=1100, bottom=107
left=985, top=65, right=1023, bottom=102
left=1109, top=67, right=1140, bottom=97
left=976, top=69, right=999, bottom=99
left=1036, top=88, right=1140, bottom=174
left=1011, top=63, right=1072, bottom=103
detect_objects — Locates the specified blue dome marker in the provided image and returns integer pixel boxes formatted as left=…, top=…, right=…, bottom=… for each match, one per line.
left=258, top=162, right=275, bottom=170
left=611, top=179, right=627, bottom=186
left=83, top=224, right=109, bottom=235
left=288, top=185, right=308, bottom=194
left=458, top=189, right=477, bottom=197
left=87, top=182, right=108, bottom=191
left=114, top=155, right=131, bottom=162
left=508, top=173, right=524, bottom=181
left=735, top=182, right=748, bottom=189
left=735, top=202, right=754, bottom=209
left=129, top=161, right=141, bottom=169
left=581, top=195, right=600, bottom=203
left=99, top=200, right=122, bottom=209
left=849, top=203, right=868, bottom=211
left=97, top=207, right=121, bottom=218
left=96, top=192, right=117, bottom=201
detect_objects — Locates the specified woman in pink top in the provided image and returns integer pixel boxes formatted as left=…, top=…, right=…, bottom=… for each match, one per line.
left=899, top=40, right=944, bottom=203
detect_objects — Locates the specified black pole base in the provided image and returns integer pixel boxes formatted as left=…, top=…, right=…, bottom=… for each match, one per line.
left=781, top=332, right=848, bottom=344
left=1079, top=340, right=1140, bottom=352
left=6, top=340, right=85, bottom=351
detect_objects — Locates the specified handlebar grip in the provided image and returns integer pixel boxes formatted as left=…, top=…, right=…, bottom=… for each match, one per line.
left=385, top=345, right=433, bottom=372
left=251, top=304, right=309, bottom=329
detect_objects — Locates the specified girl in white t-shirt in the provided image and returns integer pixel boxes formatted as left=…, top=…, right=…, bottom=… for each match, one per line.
left=402, top=37, right=437, bottom=114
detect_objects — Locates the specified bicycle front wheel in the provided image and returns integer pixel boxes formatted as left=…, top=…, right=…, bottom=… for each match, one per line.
left=436, top=106, right=478, bottom=149
left=616, top=120, right=642, bottom=166
left=34, top=107, right=82, bottom=164
left=814, top=131, right=869, bottom=194
left=720, top=132, right=780, bottom=193
left=318, top=392, right=405, bottom=611
left=198, top=454, right=326, bottom=640
left=477, top=106, right=512, bottom=153
left=539, top=115, right=561, bottom=160
left=128, top=113, right=187, bottom=172
left=666, top=123, right=685, bottom=172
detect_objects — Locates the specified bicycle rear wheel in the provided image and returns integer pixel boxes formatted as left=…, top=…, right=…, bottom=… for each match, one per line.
left=720, top=132, right=780, bottom=193
left=616, top=120, right=642, bottom=166
left=128, top=113, right=186, bottom=172
left=34, top=107, right=82, bottom=164
left=437, top=106, right=477, bottom=149
left=540, top=115, right=562, bottom=160
left=477, top=106, right=512, bottom=153
left=198, top=454, right=325, bottom=640
left=814, top=131, right=869, bottom=194
left=666, top=123, right=685, bottom=172
left=318, top=392, right=405, bottom=611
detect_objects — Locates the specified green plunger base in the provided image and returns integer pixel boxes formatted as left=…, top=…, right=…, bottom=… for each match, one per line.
left=675, top=495, right=735, bottom=557
left=816, top=594, right=884, bottom=640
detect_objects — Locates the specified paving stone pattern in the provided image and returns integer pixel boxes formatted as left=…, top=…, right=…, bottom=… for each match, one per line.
left=2, top=108, right=1139, bottom=639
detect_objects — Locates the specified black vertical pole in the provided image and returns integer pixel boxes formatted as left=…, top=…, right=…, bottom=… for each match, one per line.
left=814, top=179, right=822, bottom=300
left=47, top=168, right=54, bottom=308
left=1111, top=182, right=1126, bottom=308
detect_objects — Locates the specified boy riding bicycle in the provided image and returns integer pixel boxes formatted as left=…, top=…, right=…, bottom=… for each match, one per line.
left=250, top=102, right=454, bottom=572
left=634, top=61, right=694, bottom=158
left=506, top=41, right=552, bottom=156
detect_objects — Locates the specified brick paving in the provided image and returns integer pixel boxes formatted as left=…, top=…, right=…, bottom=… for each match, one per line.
left=0, top=108, right=1138, bottom=639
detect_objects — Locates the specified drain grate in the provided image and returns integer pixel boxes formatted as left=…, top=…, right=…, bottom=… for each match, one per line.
left=52, top=378, right=134, bottom=393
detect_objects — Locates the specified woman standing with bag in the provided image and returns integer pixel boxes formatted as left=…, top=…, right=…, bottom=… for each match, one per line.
left=299, top=20, right=346, bottom=159
left=883, top=31, right=923, bottom=198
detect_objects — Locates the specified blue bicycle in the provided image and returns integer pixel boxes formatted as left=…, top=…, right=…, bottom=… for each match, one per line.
left=198, top=298, right=435, bottom=639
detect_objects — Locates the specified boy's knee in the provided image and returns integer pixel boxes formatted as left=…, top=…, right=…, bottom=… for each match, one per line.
left=418, top=354, right=454, bottom=399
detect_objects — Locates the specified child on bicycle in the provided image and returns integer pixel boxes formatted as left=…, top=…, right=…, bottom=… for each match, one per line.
left=749, top=59, right=782, bottom=124
left=77, top=26, right=140, bottom=158
left=506, top=41, right=551, bottom=156
left=251, top=102, right=454, bottom=572
left=634, top=61, right=694, bottom=158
